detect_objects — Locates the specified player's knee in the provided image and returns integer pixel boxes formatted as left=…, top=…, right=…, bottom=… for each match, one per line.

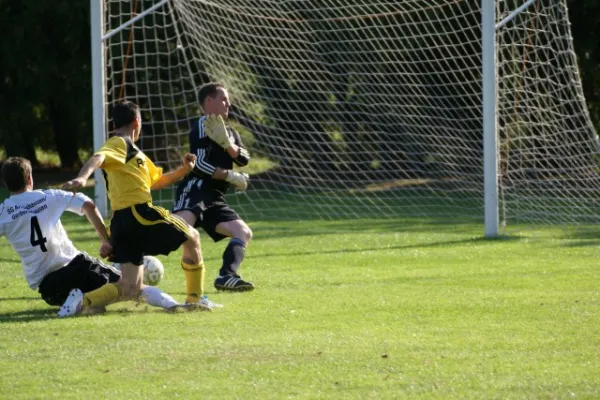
left=241, top=225, right=253, bottom=243
left=186, top=228, right=200, bottom=247
left=176, top=210, right=197, bottom=227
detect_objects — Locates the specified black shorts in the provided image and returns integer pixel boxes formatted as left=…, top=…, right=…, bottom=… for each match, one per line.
left=109, top=203, right=191, bottom=265
left=38, top=252, right=121, bottom=306
left=172, top=181, right=240, bottom=242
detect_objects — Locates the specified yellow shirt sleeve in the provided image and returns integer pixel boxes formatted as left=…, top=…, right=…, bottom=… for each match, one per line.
left=146, top=157, right=163, bottom=187
left=95, top=136, right=126, bottom=169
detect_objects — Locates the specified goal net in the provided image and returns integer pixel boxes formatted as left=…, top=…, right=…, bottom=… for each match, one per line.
left=101, top=0, right=600, bottom=229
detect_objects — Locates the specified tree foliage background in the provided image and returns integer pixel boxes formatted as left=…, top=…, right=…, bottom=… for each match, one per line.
left=0, top=0, right=598, bottom=171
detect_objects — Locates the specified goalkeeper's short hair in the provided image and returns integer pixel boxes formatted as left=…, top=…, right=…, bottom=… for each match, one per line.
left=197, top=82, right=225, bottom=107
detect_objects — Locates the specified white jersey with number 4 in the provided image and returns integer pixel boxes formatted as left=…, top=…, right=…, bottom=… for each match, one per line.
left=0, top=189, right=91, bottom=289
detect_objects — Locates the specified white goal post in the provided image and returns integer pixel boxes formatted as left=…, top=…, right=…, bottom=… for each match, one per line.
left=91, top=0, right=599, bottom=237
left=482, top=0, right=499, bottom=238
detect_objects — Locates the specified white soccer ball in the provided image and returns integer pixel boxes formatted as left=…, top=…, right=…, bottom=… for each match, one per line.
left=143, top=256, right=164, bottom=286
left=111, top=256, right=164, bottom=286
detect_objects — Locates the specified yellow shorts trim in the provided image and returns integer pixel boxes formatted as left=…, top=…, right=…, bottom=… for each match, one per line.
left=131, top=203, right=191, bottom=238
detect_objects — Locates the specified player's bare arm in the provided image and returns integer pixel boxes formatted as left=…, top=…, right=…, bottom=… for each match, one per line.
left=62, top=154, right=106, bottom=191
left=151, top=153, right=196, bottom=190
left=81, top=200, right=113, bottom=258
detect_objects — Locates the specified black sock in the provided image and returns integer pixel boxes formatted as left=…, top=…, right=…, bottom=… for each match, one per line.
left=220, top=238, right=246, bottom=276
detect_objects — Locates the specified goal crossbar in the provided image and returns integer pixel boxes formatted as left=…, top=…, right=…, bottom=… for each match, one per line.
left=495, top=0, right=536, bottom=30
left=102, top=0, right=170, bottom=41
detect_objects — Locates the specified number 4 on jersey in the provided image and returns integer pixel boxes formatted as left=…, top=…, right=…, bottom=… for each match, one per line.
left=30, top=216, right=48, bottom=252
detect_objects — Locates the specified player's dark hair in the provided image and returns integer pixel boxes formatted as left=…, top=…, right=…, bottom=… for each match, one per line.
left=197, top=82, right=225, bottom=107
left=1, top=157, right=32, bottom=192
left=112, top=100, right=140, bottom=129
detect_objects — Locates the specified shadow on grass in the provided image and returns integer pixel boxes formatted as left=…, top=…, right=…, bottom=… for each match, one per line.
left=0, top=303, right=175, bottom=324
left=249, top=218, right=485, bottom=240
left=0, top=308, right=57, bottom=323
left=203, top=234, right=522, bottom=261
left=557, top=226, right=600, bottom=247
left=0, top=296, right=40, bottom=302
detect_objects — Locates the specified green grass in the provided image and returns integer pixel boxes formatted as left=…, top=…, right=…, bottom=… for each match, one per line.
left=1, top=200, right=600, bottom=398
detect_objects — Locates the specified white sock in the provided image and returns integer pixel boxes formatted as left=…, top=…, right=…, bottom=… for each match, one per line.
left=141, top=286, right=179, bottom=309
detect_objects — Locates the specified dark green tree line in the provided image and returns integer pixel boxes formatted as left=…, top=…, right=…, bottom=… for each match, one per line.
left=0, top=0, right=92, bottom=168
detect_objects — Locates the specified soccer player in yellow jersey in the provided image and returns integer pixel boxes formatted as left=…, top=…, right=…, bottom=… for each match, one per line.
left=61, top=100, right=215, bottom=315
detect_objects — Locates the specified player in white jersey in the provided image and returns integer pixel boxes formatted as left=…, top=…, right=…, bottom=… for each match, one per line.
left=1, top=188, right=118, bottom=292
left=0, top=157, right=120, bottom=308
left=1, top=157, right=194, bottom=317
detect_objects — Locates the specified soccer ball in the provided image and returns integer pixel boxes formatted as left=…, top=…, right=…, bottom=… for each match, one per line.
left=111, top=256, right=164, bottom=286
left=143, top=256, right=164, bottom=286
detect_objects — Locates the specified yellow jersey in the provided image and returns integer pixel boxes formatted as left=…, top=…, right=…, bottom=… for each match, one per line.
left=95, top=136, right=162, bottom=210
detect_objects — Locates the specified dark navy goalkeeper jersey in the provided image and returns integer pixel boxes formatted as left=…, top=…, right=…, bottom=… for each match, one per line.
left=187, top=115, right=250, bottom=194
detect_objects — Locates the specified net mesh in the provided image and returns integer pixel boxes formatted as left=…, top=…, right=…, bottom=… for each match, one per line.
left=497, top=0, right=600, bottom=226
left=102, top=0, right=599, bottom=228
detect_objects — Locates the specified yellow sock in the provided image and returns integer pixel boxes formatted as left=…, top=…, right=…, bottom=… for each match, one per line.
left=83, top=283, right=122, bottom=308
left=182, top=261, right=205, bottom=304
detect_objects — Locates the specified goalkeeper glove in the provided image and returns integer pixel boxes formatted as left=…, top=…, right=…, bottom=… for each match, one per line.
left=203, top=115, right=233, bottom=149
left=225, top=171, right=249, bottom=191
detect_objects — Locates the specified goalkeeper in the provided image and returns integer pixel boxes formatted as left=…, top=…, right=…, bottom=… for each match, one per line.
left=173, top=83, right=254, bottom=292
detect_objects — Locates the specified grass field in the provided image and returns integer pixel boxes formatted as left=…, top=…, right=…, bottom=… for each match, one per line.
left=1, top=192, right=600, bottom=399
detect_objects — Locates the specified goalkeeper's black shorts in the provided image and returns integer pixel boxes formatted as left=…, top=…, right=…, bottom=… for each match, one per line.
left=172, top=183, right=240, bottom=242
